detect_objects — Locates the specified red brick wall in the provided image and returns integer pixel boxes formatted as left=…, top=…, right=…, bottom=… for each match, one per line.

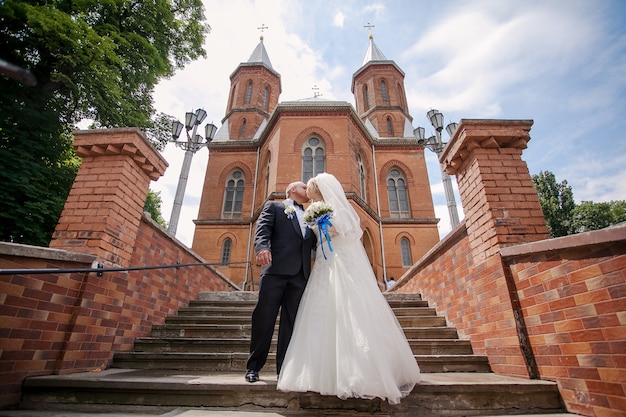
left=395, top=224, right=531, bottom=377
left=395, top=223, right=626, bottom=416
left=0, top=245, right=95, bottom=407
left=0, top=216, right=237, bottom=408
left=502, top=226, right=626, bottom=417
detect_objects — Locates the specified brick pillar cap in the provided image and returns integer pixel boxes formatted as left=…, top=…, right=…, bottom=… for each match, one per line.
left=441, top=119, right=533, bottom=175
left=72, top=128, right=168, bottom=180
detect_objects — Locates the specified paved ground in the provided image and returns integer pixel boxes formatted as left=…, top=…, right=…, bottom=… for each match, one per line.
left=0, top=371, right=583, bottom=417
left=0, top=411, right=582, bottom=417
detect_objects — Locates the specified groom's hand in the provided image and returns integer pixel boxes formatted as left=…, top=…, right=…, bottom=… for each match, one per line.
left=256, top=250, right=271, bottom=266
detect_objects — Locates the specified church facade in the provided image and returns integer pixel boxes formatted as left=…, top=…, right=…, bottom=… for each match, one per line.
left=191, top=35, right=440, bottom=289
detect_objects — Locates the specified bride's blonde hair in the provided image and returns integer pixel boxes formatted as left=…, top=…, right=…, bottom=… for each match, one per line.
left=306, top=177, right=321, bottom=200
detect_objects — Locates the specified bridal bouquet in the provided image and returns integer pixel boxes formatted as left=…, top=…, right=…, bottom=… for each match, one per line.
left=304, top=201, right=334, bottom=259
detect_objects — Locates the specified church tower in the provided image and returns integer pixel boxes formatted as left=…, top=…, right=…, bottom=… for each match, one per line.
left=192, top=35, right=440, bottom=290
left=352, top=34, right=413, bottom=138
left=222, top=36, right=281, bottom=140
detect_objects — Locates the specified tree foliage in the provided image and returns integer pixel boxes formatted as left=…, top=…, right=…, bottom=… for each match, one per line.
left=0, top=0, right=209, bottom=245
left=532, top=171, right=626, bottom=237
left=144, top=189, right=168, bottom=228
left=532, top=171, right=576, bottom=237
left=571, top=200, right=626, bottom=234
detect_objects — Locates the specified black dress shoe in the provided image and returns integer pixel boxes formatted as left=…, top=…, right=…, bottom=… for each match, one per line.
left=245, top=369, right=259, bottom=383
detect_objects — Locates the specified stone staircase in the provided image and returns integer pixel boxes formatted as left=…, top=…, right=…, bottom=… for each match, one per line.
left=18, top=291, right=569, bottom=416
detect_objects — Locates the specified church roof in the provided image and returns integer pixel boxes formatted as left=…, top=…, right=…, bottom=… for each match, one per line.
left=247, top=36, right=274, bottom=69
left=352, top=34, right=404, bottom=89
left=230, top=36, right=281, bottom=80
left=361, top=34, right=388, bottom=66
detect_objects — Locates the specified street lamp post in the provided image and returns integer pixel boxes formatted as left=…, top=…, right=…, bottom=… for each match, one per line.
left=414, top=109, right=460, bottom=229
left=168, top=109, right=217, bottom=236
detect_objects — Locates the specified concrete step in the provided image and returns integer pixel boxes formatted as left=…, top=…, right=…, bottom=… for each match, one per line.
left=111, top=352, right=490, bottom=373
left=19, top=369, right=566, bottom=417
left=0, top=412, right=585, bottom=417
left=166, top=314, right=445, bottom=326
left=187, top=298, right=430, bottom=309
left=196, top=291, right=424, bottom=303
left=150, top=324, right=458, bottom=339
left=123, top=337, right=474, bottom=356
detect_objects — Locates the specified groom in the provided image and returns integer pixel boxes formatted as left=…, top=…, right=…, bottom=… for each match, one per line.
left=245, top=181, right=317, bottom=383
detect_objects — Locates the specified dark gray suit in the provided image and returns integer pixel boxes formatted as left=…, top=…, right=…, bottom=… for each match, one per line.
left=247, top=200, right=317, bottom=374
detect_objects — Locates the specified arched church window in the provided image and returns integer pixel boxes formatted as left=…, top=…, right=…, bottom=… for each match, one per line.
left=363, top=85, right=370, bottom=110
left=263, top=86, right=269, bottom=109
left=228, top=85, right=235, bottom=110
left=245, top=81, right=253, bottom=104
left=387, top=168, right=409, bottom=218
left=264, top=153, right=271, bottom=197
left=240, top=119, right=247, bottom=138
left=221, top=238, right=232, bottom=266
left=358, top=154, right=366, bottom=201
left=223, top=170, right=245, bottom=218
left=386, top=117, right=393, bottom=135
left=397, top=82, right=406, bottom=109
left=302, top=137, right=326, bottom=183
left=401, top=237, right=412, bottom=267
left=381, top=79, right=389, bottom=102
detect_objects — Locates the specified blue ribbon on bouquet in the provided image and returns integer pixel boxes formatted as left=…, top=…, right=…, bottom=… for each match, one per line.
left=317, top=214, right=334, bottom=259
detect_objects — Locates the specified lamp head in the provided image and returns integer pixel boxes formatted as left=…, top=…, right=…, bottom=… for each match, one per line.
left=205, top=123, right=218, bottom=142
left=446, top=122, right=458, bottom=137
left=413, top=126, right=425, bottom=141
left=195, top=109, right=207, bottom=124
left=185, top=112, right=197, bottom=130
left=172, top=120, right=184, bottom=139
left=428, top=110, right=444, bottom=132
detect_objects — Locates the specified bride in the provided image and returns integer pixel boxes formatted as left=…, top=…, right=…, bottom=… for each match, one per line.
left=276, top=172, right=420, bottom=404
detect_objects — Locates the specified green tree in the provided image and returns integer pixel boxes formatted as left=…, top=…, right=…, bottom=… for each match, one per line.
left=0, top=0, right=209, bottom=245
left=144, top=189, right=168, bottom=228
left=532, top=171, right=576, bottom=237
left=571, top=200, right=626, bottom=233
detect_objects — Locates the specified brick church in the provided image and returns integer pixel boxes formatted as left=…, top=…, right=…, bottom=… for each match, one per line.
left=191, top=35, right=441, bottom=289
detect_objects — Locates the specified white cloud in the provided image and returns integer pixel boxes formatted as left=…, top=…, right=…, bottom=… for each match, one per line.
left=333, top=12, right=345, bottom=28
left=363, top=4, right=385, bottom=18
left=404, top=3, right=598, bottom=115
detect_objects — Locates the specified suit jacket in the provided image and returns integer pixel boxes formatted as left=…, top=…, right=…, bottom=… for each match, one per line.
left=254, top=200, right=317, bottom=277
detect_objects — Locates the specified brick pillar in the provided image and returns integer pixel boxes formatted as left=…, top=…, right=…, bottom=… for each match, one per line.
left=50, top=128, right=168, bottom=267
left=441, top=120, right=549, bottom=263
left=438, top=120, right=550, bottom=378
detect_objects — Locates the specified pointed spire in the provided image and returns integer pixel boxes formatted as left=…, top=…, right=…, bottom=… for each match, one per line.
left=247, top=36, right=274, bottom=69
left=361, top=34, right=388, bottom=66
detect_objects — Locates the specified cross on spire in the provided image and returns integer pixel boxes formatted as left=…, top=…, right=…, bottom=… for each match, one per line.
left=257, top=24, right=269, bottom=40
left=364, top=22, right=375, bottom=39
left=312, top=85, right=322, bottom=98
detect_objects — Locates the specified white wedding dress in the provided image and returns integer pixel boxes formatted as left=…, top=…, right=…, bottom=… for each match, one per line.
left=277, top=173, right=420, bottom=404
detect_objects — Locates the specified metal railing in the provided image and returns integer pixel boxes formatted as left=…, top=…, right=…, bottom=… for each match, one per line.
left=0, top=261, right=251, bottom=277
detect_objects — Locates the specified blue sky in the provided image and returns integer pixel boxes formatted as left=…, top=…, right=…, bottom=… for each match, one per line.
left=151, top=0, right=626, bottom=246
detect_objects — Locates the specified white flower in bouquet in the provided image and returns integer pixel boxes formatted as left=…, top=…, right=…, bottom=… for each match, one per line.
left=304, top=201, right=335, bottom=259
left=303, top=201, right=334, bottom=226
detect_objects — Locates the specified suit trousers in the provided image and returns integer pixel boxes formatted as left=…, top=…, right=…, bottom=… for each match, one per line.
left=247, top=269, right=308, bottom=375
